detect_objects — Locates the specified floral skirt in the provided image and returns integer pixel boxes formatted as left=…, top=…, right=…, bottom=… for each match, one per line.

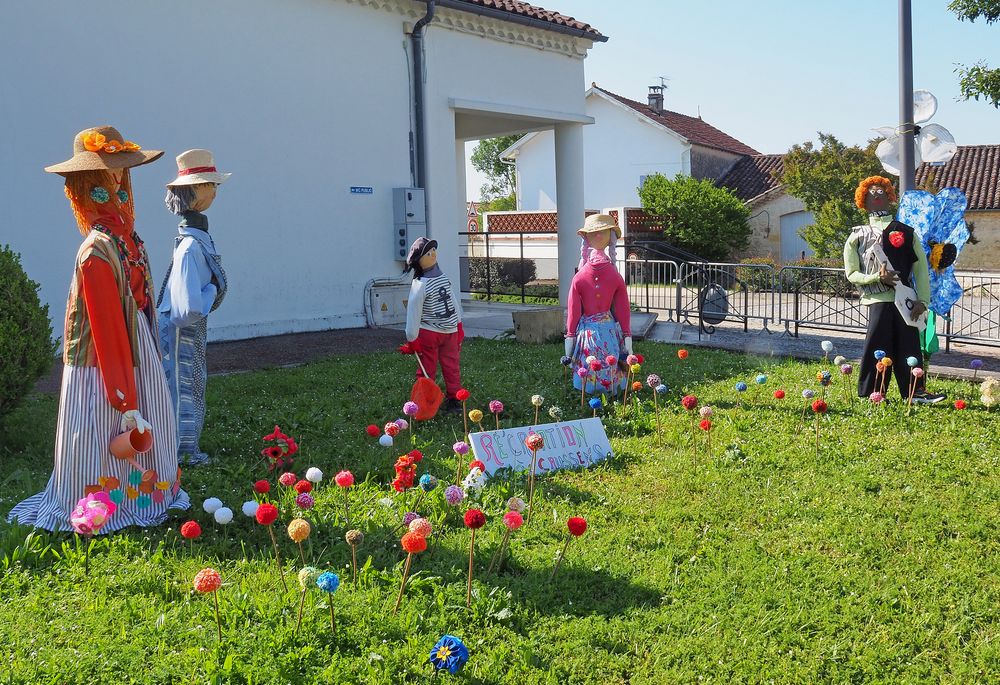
left=570, top=312, right=627, bottom=394
left=7, top=312, right=190, bottom=533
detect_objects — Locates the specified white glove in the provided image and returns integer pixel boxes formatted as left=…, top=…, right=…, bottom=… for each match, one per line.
left=121, top=409, right=152, bottom=434
left=623, top=336, right=633, bottom=357
left=564, top=337, right=575, bottom=359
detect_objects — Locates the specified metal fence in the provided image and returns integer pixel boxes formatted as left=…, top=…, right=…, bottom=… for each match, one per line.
left=457, top=233, right=1000, bottom=349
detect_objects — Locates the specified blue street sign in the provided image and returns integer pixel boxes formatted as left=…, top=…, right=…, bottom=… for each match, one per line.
left=350, top=186, right=374, bottom=195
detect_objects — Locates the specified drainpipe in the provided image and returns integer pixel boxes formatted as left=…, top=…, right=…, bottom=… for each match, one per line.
left=412, top=1, right=435, bottom=190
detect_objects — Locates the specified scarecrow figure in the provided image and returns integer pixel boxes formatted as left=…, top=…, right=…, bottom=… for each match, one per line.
left=404, top=237, right=464, bottom=414
left=843, top=176, right=944, bottom=403
left=8, top=126, right=189, bottom=532
left=565, top=213, right=631, bottom=394
left=157, top=150, right=230, bottom=465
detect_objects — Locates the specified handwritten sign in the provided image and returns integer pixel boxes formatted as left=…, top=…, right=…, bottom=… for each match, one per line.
left=469, top=417, right=612, bottom=477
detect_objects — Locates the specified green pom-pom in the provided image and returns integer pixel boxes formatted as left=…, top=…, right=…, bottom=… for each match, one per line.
left=90, top=187, right=110, bottom=204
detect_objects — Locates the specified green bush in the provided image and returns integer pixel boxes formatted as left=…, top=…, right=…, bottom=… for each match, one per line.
left=0, top=245, right=56, bottom=420
left=467, top=256, right=537, bottom=294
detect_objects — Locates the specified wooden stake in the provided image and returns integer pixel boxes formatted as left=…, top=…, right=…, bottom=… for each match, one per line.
left=351, top=543, right=358, bottom=588
left=298, top=542, right=307, bottom=566
left=267, top=525, right=288, bottom=592
left=342, top=488, right=351, bottom=529
left=487, top=528, right=512, bottom=575
left=213, top=590, right=223, bottom=642
left=653, top=393, right=662, bottom=447
left=329, top=600, right=337, bottom=633
left=392, top=553, right=414, bottom=615
left=296, top=589, right=307, bottom=632
left=526, top=449, right=538, bottom=524
left=549, top=535, right=572, bottom=581
left=466, top=529, right=476, bottom=608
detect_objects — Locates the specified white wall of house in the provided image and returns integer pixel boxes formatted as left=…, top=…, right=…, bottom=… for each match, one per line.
left=2, top=0, right=594, bottom=342
left=739, top=191, right=815, bottom=262
left=510, top=92, right=691, bottom=211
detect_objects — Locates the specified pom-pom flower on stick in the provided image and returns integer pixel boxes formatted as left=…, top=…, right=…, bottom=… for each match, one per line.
left=588, top=396, right=603, bottom=417
left=971, top=359, right=984, bottom=380
left=488, top=510, right=524, bottom=574
left=295, top=566, right=321, bottom=632
left=295, top=492, right=314, bottom=510
left=402, top=401, right=419, bottom=441
left=393, top=532, right=427, bottom=615
left=453, top=440, right=470, bottom=485
left=180, top=520, right=202, bottom=553
left=681, top=395, right=699, bottom=462
left=811, top=399, right=827, bottom=457
left=255, top=502, right=287, bottom=591
left=287, top=518, right=311, bottom=565
left=531, top=394, right=544, bottom=425
left=279, top=472, right=296, bottom=488
left=551, top=517, right=587, bottom=581
left=821, top=340, right=834, bottom=361
left=647, top=374, right=663, bottom=446
left=698, top=407, right=714, bottom=459
left=468, top=409, right=484, bottom=433
left=345, top=529, right=364, bottom=587
left=316, top=572, right=340, bottom=632
left=430, top=635, right=469, bottom=675
left=463, top=508, right=486, bottom=607
left=193, top=568, right=223, bottom=641
left=70, top=491, right=116, bottom=572
left=488, top=400, right=504, bottom=429
left=335, top=470, right=354, bottom=527
left=800, top=389, right=815, bottom=425
left=525, top=432, right=544, bottom=524
left=456, top=388, right=471, bottom=436
left=548, top=405, right=563, bottom=422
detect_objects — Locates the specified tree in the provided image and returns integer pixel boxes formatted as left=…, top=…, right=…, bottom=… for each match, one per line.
left=637, top=174, right=751, bottom=261
left=780, top=133, right=884, bottom=258
left=949, top=0, right=1000, bottom=107
left=470, top=135, right=519, bottom=201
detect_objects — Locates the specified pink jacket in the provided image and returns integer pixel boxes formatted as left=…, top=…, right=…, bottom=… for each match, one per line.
left=566, top=260, right=631, bottom=337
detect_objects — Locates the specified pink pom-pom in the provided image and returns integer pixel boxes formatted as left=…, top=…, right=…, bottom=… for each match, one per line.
left=335, top=470, right=354, bottom=488
left=489, top=400, right=504, bottom=414
left=502, top=511, right=524, bottom=531
left=278, top=472, right=296, bottom=487
left=453, top=441, right=470, bottom=455
left=911, top=367, right=924, bottom=378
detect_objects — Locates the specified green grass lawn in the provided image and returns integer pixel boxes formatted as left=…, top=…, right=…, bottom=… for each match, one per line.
left=1, top=339, right=998, bottom=684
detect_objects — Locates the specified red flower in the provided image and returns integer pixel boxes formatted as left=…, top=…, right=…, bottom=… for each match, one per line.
left=888, top=230, right=905, bottom=248
left=954, top=399, right=967, bottom=410
left=401, top=531, right=427, bottom=554
left=294, top=480, right=312, bottom=494
left=384, top=422, right=400, bottom=437
left=631, top=381, right=642, bottom=391
left=456, top=388, right=470, bottom=401
left=468, top=460, right=486, bottom=471
left=366, top=424, right=380, bottom=437
left=773, top=390, right=786, bottom=399
left=525, top=432, right=544, bottom=451
left=408, top=449, right=424, bottom=463
left=335, top=470, right=354, bottom=488
left=567, top=517, right=587, bottom=537
left=811, top=399, right=828, bottom=414
left=636, top=354, right=645, bottom=364
left=464, top=508, right=486, bottom=529
left=265, top=446, right=283, bottom=460
left=699, top=419, right=712, bottom=431
left=253, top=479, right=270, bottom=494
left=677, top=349, right=688, bottom=360
left=180, top=520, right=202, bottom=540
left=681, top=395, right=698, bottom=411
left=263, top=425, right=284, bottom=441
left=255, top=503, right=279, bottom=526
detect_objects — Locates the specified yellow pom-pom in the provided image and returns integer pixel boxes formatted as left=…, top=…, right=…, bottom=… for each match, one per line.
left=287, top=518, right=311, bottom=543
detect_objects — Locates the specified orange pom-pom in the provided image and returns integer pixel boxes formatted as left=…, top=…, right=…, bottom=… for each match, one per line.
left=401, top=531, right=427, bottom=554
left=193, top=567, right=222, bottom=593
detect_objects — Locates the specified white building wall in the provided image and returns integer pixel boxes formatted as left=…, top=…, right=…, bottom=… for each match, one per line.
left=512, top=93, right=691, bottom=211
left=1, top=0, right=592, bottom=342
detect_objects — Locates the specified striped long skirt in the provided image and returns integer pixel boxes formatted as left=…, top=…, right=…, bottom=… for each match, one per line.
left=7, top=312, right=190, bottom=533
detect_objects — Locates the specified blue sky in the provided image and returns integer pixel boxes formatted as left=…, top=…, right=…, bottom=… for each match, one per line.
left=466, top=1, right=998, bottom=199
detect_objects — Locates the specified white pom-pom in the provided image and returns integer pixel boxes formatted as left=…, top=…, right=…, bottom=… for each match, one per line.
left=378, top=434, right=394, bottom=447
left=214, top=507, right=234, bottom=524
left=821, top=340, right=834, bottom=352
left=306, top=467, right=324, bottom=483
left=241, top=500, right=259, bottom=517
left=531, top=394, right=544, bottom=407
left=202, top=497, right=223, bottom=514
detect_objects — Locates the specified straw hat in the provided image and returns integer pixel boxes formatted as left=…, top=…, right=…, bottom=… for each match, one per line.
left=167, top=149, right=231, bottom=187
left=577, top=213, right=621, bottom=239
left=44, top=126, right=163, bottom=175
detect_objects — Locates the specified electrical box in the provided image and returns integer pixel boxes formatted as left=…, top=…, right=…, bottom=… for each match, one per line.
left=369, top=282, right=410, bottom=326
left=393, top=187, right=426, bottom=260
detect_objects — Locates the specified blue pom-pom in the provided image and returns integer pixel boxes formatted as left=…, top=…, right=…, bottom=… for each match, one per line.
left=655, top=384, right=668, bottom=395
left=419, top=474, right=438, bottom=492
left=316, top=571, right=340, bottom=593
left=588, top=397, right=602, bottom=410
left=735, top=382, right=747, bottom=392
left=874, top=349, right=886, bottom=361
left=755, top=374, right=768, bottom=384
left=430, top=635, right=469, bottom=674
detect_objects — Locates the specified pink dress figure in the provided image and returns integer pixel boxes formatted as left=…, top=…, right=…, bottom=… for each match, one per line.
left=565, top=214, right=632, bottom=394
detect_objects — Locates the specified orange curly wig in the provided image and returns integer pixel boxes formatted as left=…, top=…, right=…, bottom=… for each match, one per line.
left=854, top=176, right=897, bottom=210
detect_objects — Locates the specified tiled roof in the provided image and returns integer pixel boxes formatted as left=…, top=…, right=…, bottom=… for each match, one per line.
left=716, top=154, right=784, bottom=202
left=915, top=145, right=1000, bottom=211
left=592, top=85, right=760, bottom=156
left=450, top=0, right=606, bottom=40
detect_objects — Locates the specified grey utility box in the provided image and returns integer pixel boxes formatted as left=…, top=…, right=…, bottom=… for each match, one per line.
left=393, top=187, right=426, bottom=261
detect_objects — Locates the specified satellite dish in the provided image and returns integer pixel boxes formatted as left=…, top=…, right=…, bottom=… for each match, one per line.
left=873, top=90, right=957, bottom=177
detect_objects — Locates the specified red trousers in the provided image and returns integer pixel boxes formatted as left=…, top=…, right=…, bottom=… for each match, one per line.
left=416, top=328, right=462, bottom=398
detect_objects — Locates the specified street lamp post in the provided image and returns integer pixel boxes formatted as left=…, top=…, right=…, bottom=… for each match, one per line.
left=899, top=0, right=915, bottom=192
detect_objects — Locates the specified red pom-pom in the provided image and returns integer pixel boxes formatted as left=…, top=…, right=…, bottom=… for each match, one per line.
left=253, top=479, right=270, bottom=494
left=180, top=520, right=202, bottom=540
left=681, top=395, right=698, bottom=410
left=464, top=508, right=486, bottom=529
left=525, top=432, right=544, bottom=451
left=773, top=390, right=786, bottom=399
left=335, top=470, right=354, bottom=488
left=699, top=419, right=712, bottom=431
left=954, top=399, right=967, bottom=410
left=384, top=422, right=400, bottom=437
left=677, top=349, right=688, bottom=360
left=401, top=531, right=427, bottom=554
left=366, top=424, right=380, bottom=437
left=636, top=354, right=645, bottom=364
left=408, top=449, right=423, bottom=462
left=567, top=516, right=587, bottom=537
left=468, top=460, right=485, bottom=471
left=811, top=399, right=828, bottom=414
left=255, top=503, right=279, bottom=526
left=456, top=388, right=470, bottom=401
left=888, top=230, right=905, bottom=248
left=193, top=567, right=222, bottom=593
left=294, top=480, right=312, bottom=494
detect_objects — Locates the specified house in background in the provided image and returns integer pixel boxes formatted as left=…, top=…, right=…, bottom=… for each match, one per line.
left=718, top=145, right=1000, bottom=269
left=3, top=0, right=605, bottom=340
left=501, top=84, right=759, bottom=211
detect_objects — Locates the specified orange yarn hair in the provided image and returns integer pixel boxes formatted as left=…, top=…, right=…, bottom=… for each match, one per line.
left=854, top=176, right=897, bottom=210
left=64, top=169, right=135, bottom=236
